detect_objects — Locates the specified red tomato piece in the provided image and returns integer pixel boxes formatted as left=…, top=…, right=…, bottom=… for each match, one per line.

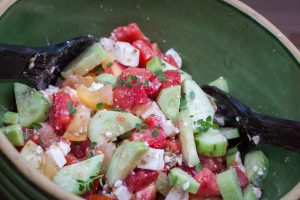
left=112, top=23, right=149, bottom=44
left=165, top=138, right=182, bottom=154
left=65, top=154, right=80, bottom=166
left=125, top=169, right=159, bottom=192
left=88, top=195, right=113, bottom=200
left=132, top=40, right=156, bottom=67
left=163, top=54, right=179, bottom=68
left=131, top=128, right=166, bottom=149
left=131, top=85, right=149, bottom=105
left=145, top=75, right=162, bottom=96
left=194, top=168, right=220, bottom=197
left=144, top=115, right=163, bottom=129
left=151, top=43, right=164, bottom=58
left=200, top=155, right=226, bottom=174
left=70, top=140, right=91, bottom=159
left=23, top=128, right=40, bottom=145
left=118, top=68, right=153, bottom=87
left=49, top=92, right=73, bottom=132
left=104, top=62, right=125, bottom=76
left=180, top=163, right=197, bottom=176
left=161, top=70, right=181, bottom=89
left=83, top=178, right=100, bottom=198
left=132, top=184, right=157, bottom=200
left=230, top=163, right=249, bottom=188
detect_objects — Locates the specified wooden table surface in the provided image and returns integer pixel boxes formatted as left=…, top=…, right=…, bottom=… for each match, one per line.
left=243, top=0, right=300, bottom=49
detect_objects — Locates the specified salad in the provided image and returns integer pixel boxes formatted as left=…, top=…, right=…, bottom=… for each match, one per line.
left=1, top=23, right=269, bottom=200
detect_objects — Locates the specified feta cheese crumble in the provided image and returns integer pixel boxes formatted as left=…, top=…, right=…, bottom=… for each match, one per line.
left=137, top=148, right=164, bottom=171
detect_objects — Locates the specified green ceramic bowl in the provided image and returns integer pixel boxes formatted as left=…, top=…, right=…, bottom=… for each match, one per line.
left=0, top=0, right=300, bottom=199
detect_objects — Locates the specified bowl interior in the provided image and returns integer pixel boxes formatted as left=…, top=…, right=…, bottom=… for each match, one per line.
left=0, top=0, right=300, bottom=199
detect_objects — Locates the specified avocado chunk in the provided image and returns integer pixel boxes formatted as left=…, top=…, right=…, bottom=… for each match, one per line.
left=61, top=43, right=107, bottom=78
left=146, top=57, right=165, bottom=73
left=96, top=73, right=117, bottom=86
left=157, top=86, right=181, bottom=122
left=106, top=141, right=149, bottom=186
left=169, top=167, right=200, bottom=194
left=195, top=129, right=228, bottom=157
left=88, top=110, right=141, bottom=144
left=14, top=83, right=49, bottom=128
left=244, top=151, right=269, bottom=186
left=177, top=110, right=199, bottom=167
left=216, top=168, right=243, bottom=200
left=182, top=79, right=215, bottom=129
left=243, top=184, right=259, bottom=200
left=209, top=77, right=229, bottom=93
left=0, top=124, right=24, bottom=146
left=52, top=154, right=104, bottom=195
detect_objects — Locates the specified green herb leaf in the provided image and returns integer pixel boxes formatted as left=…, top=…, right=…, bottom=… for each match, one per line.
left=196, top=116, right=219, bottom=133
left=195, top=163, right=202, bottom=172
left=126, top=82, right=132, bottom=88
left=99, top=177, right=104, bottom=187
left=179, top=94, right=187, bottom=110
left=119, top=79, right=125, bottom=86
left=152, top=128, right=159, bottom=138
left=76, top=179, right=85, bottom=183
left=87, top=152, right=93, bottom=158
left=96, top=103, right=104, bottom=110
left=144, top=80, right=149, bottom=86
left=78, top=184, right=85, bottom=192
left=32, top=123, right=42, bottom=129
left=67, top=102, right=77, bottom=115
left=90, top=142, right=97, bottom=148
left=24, top=130, right=30, bottom=140
left=74, top=141, right=81, bottom=146
left=155, top=70, right=167, bottom=81
left=107, top=61, right=114, bottom=68
left=88, top=181, right=94, bottom=190
left=111, top=106, right=124, bottom=111
left=189, top=91, right=195, bottom=100
left=206, top=116, right=212, bottom=123
left=127, top=75, right=138, bottom=82
left=135, top=123, right=142, bottom=132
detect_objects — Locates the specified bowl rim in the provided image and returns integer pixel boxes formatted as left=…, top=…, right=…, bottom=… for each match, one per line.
left=0, top=0, right=299, bottom=199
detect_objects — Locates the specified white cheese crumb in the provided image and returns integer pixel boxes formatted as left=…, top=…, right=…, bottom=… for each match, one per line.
left=100, top=37, right=115, bottom=52
left=46, top=145, right=67, bottom=168
left=57, top=141, right=71, bottom=155
left=113, top=185, right=131, bottom=200
left=105, top=131, right=113, bottom=139
left=89, top=82, right=104, bottom=91
left=164, top=155, right=171, bottom=163
left=236, top=116, right=240, bottom=122
left=165, top=48, right=182, bottom=68
left=177, top=154, right=183, bottom=166
left=114, top=180, right=123, bottom=188
left=113, top=41, right=139, bottom=67
left=253, top=187, right=262, bottom=198
left=63, top=86, right=78, bottom=101
left=40, top=85, right=59, bottom=104
left=252, top=135, right=260, bottom=145
left=182, top=182, right=190, bottom=191
left=36, top=145, right=43, bottom=154
left=165, top=187, right=189, bottom=200
left=137, top=148, right=164, bottom=171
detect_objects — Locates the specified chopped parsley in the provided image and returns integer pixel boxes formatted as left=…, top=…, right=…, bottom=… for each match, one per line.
left=76, top=175, right=103, bottom=192
left=74, top=141, right=81, bottom=146
left=196, top=116, right=219, bottom=133
left=152, top=125, right=161, bottom=138
left=90, top=142, right=97, bottom=148
left=111, top=106, right=125, bottom=111
left=67, top=102, right=77, bottom=115
left=155, top=70, right=167, bottom=81
left=106, top=61, right=114, bottom=68
left=87, top=152, right=93, bottom=158
left=96, top=103, right=104, bottom=110
left=32, top=123, right=42, bottom=129
left=135, top=123, right=142, bottom=132
left=23, top=129, right=30, bottom=140
left=195, top=162, right=202, bottom=172
left=144, top=80, right=149, bottom=86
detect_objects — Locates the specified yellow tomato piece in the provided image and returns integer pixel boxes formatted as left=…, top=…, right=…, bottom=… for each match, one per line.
left=62, top=75, right=95, bottom=89
left=102, top=52, right=116, bottom=70
left=77, top=84, right=113, bottom=111
left=64, top=104, right=91, bottom=141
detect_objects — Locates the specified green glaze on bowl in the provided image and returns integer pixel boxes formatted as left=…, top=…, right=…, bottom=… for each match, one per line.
left=0, top=0, right=299, bottom=199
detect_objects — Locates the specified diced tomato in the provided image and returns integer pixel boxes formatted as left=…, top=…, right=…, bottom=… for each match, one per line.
left=70, top=140, right=91, bottom=159
left=165, top=138, right=181, bottom=154
left=194, top=168, right=220, bottom=197
left=144, top=115, right=163, bottom=129
left=151, top=43, right=164, bottom=58
left=161, top=70, right=181, bottom=89
left=112, top=23, right=149, bottom=44
left=65, top=154, right=79, bottom=166
left=88, top=195, right=113, bottom=200
left=230, top=162, right=249, bottom=188
left=118, top=68, right=153, bottom=85
left=38, top=123, right=58, bottom=148
left=130, top=101, right=153, bottom=117
left=145, top=75, right=162, bottom=96
left=132, top=40, right=156, bottom=67
left=131, top=128, right=166, bottom=149
left=104, top=62, right=125, bottom=76
left=132, top=184, right=157, bottom=200
left=22, top=128, right=40, bottom=145
left=125, top=169, right=159, bottom=192
left=180, top=163, right=197, bottom=176
left=113, top=85, right=148, bottom=109
left=200, top=155, right=226, bottom=174
left=83, top=178, right=100, bottom=198
left=163, top=54, right=179, bottom=68
left=49, top=92, right=73, bottom=132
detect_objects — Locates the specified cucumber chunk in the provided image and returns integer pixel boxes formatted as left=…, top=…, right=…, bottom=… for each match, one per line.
left=195, top=129, right=228, bottom=157
left=157, top=86, right=181, bottom=122
left=243, top=184, right=259, bottom=200
left=209, top=77, right=229, bottom=93
left=14, top=83, right=49, bottom=128
left=177, top=110, right=199, bottom=167
left=169, top=167, right=200, bottom=194
left=244, top=151, right=269, bottom=186
left=3, top=111, right=19, bottom=125
left=226, top=146, right=240, bottom=166
left=0, top=124, right=24, bottom=146
left=182, top=79, right=215, bottom=129
left=88, top=110, right=141, bottom=144
left=52, top=154, right=104, bottom=195
left=216, top=168, right=243, bottom=200
left=220, top=128, right=240, bottom=139
left=106, top=141, right=149, bottom=186
left=146, top=57, right=165, bottom=73
left=96, top=73, right=117, bottom=86
left=155, top=172, right=171, bottom=196
left=61, top=43, right=107, bottom=78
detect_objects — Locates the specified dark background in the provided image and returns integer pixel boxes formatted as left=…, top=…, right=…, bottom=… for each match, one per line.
left=243, top=0, right=300, bottom=49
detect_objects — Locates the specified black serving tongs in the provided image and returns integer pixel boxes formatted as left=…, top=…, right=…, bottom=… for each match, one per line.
left=0, top=35, right=98, bottom=90
left=201, top=85, right=300, bottom=153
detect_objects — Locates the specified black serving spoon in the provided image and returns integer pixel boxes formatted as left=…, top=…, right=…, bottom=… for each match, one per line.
left=201, top=85, right=300, bottom=153
left=0, top=35, right=98, bottom=90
